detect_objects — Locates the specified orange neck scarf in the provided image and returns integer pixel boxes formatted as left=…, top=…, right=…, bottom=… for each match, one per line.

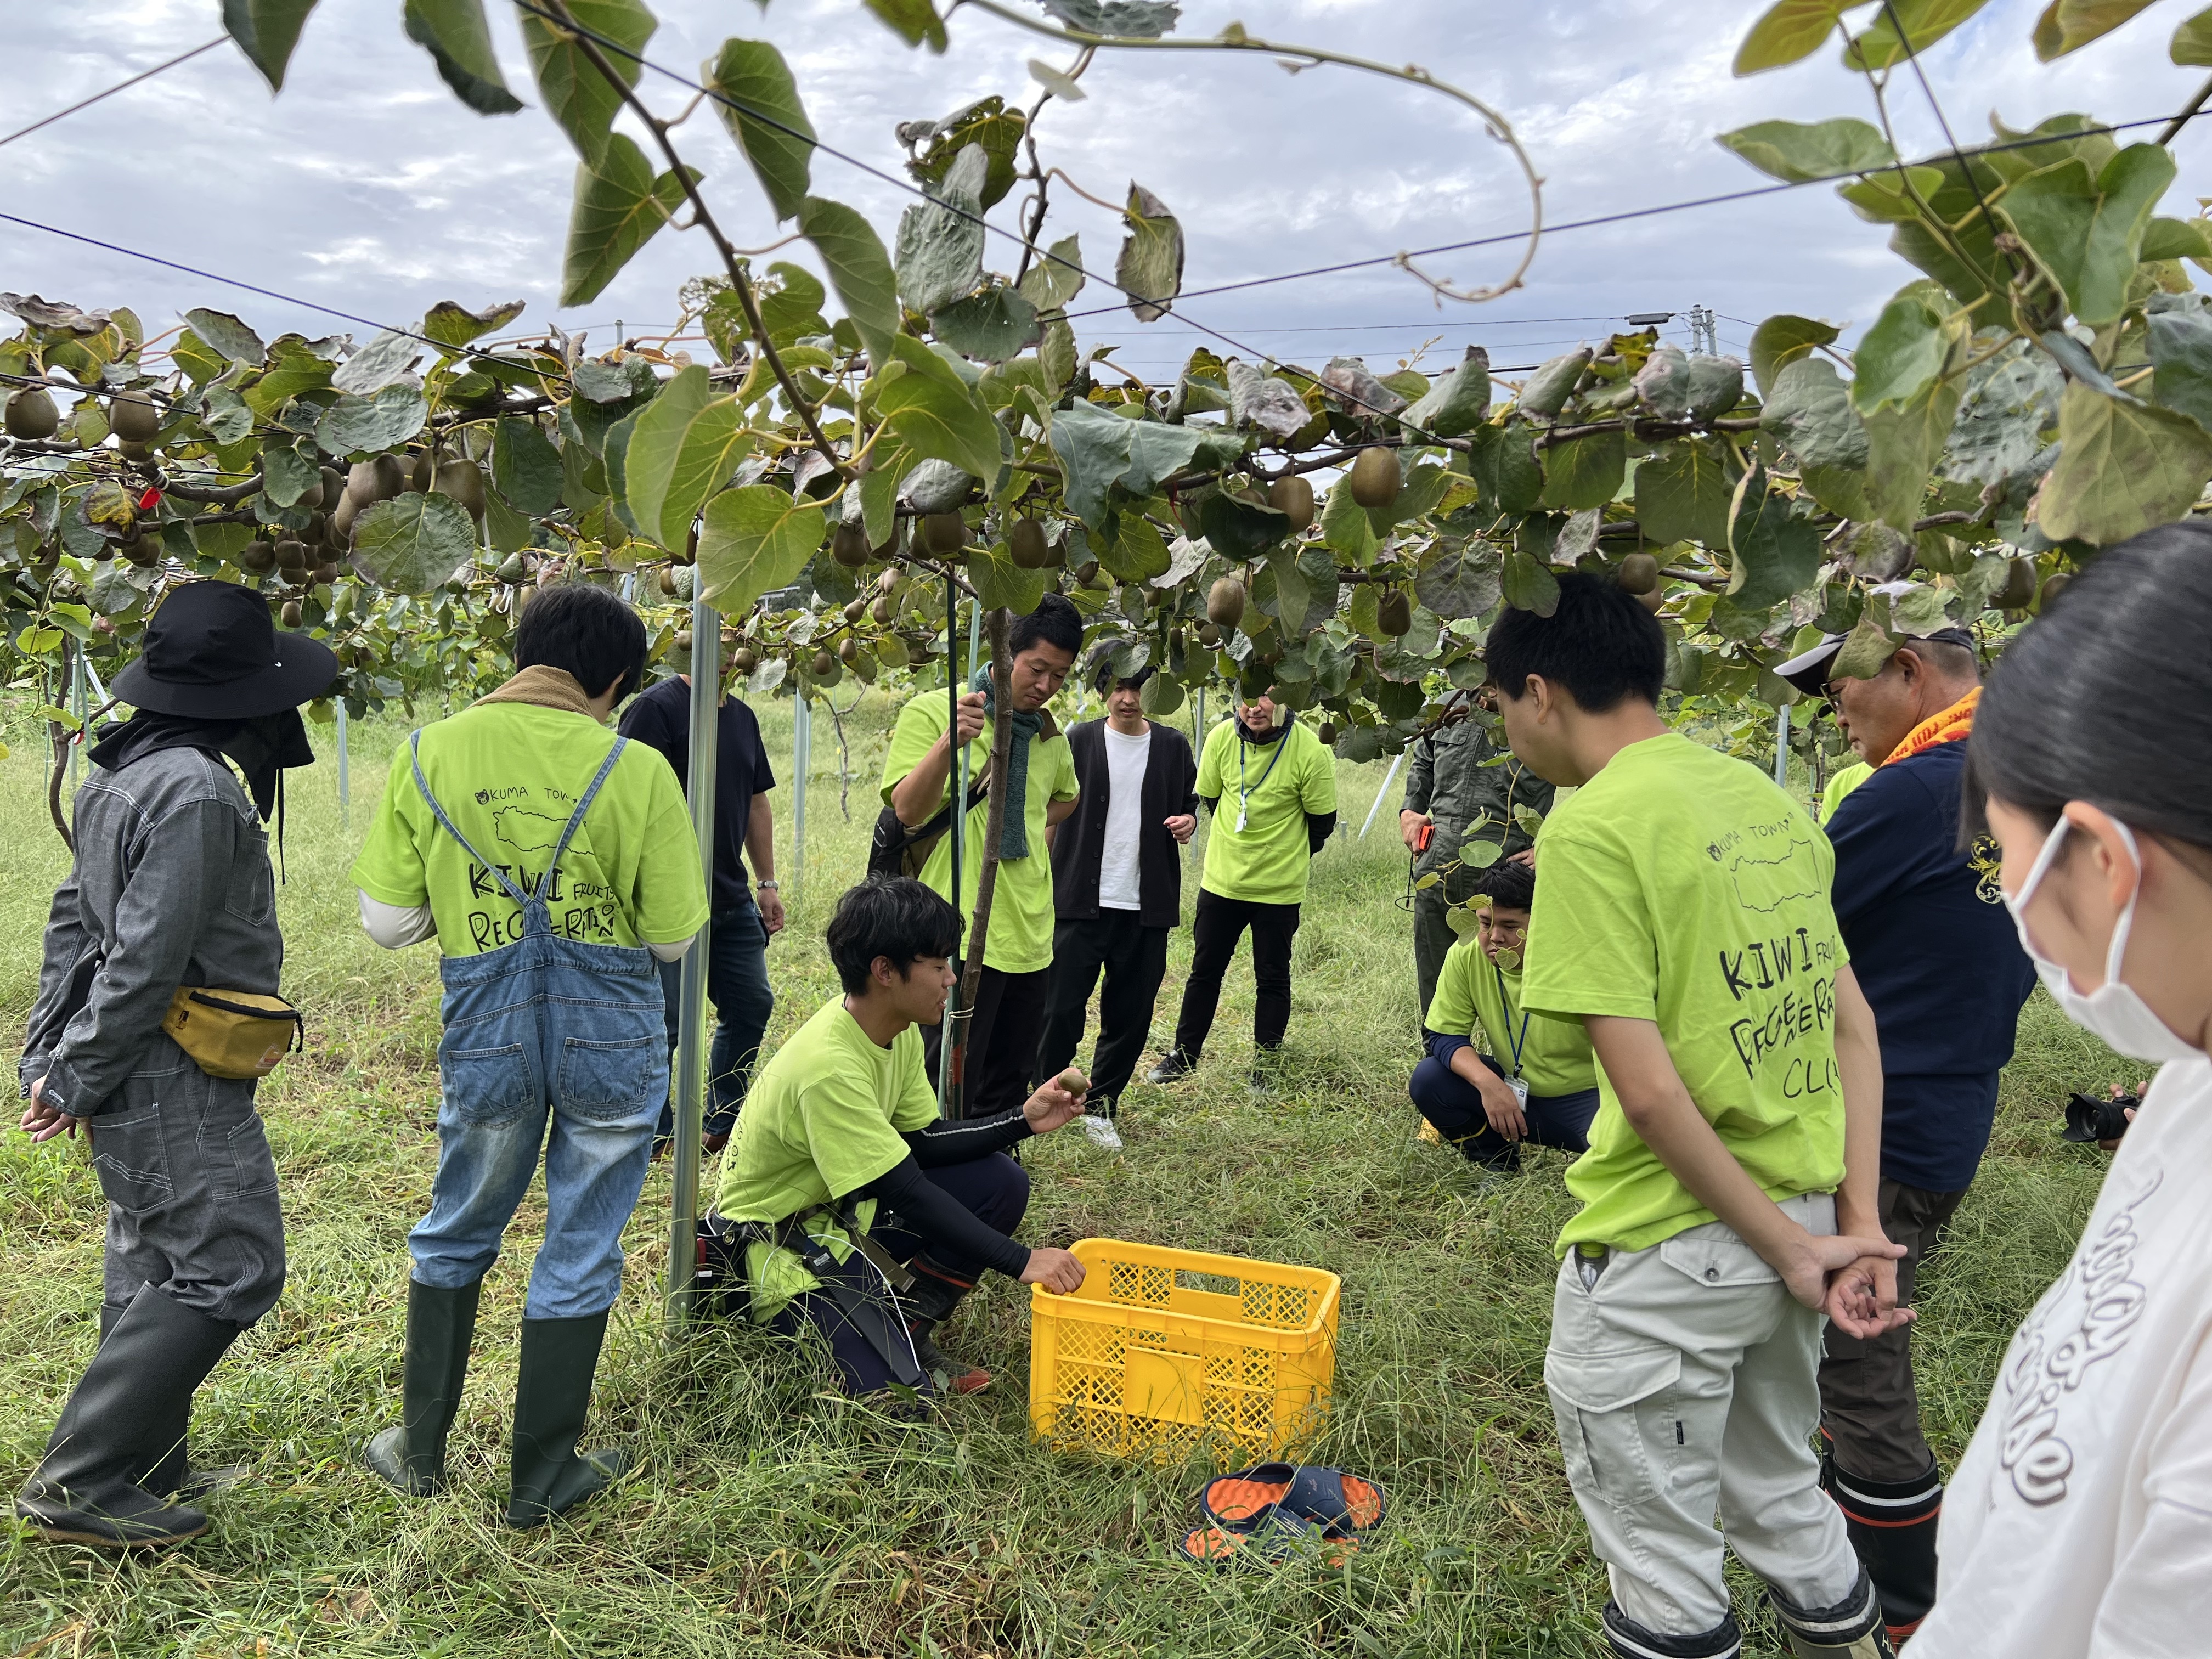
left=1883, top=686, right=1978, bottom=766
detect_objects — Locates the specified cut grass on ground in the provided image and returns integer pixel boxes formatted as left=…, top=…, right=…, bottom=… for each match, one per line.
left=0, top=692, right=2126, bottom=1658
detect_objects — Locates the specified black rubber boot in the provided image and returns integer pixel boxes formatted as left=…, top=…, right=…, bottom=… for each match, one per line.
left=504, top=1312, right=629, bottom=1528
left=15, top=1285, right=241, bottom=1549
left=1769, top=1567, right=1897, bottom=1658
left=365, top=1277, right=482, bottom=1497
left=1821, top=1444, right=1942, bottom=1643
left=1600, top=1600, right=1745, bottom=1657
left=902, top=1261, right=989, bottom=1394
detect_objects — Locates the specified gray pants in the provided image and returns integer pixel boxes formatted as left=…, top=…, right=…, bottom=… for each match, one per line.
left=84, top=1034, right=286, bottom=1327
left=1547, top=1193, right=1861, bottom=1638
left=1413, top=882, right=1462, bottom=1028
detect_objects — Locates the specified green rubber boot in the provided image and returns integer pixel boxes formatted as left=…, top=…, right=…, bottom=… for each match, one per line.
left=503, top=1311, right=630, bottom=1528
left=364, top=1278, right=481, bottom=1497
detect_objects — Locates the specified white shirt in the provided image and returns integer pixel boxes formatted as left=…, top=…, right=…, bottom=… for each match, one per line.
left=1098, top=724, right=1152, bottom=911
left=1912, top=1052, right=2212, bottom=1659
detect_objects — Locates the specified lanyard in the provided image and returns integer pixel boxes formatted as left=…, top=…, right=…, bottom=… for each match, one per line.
left=1235, top=723, right=1290, bottom=832
left=1493, top=960, right=1530, bottom=1077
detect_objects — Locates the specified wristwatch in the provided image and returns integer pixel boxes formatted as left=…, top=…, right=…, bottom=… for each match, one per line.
left=756, top=878, right=779, bottom=890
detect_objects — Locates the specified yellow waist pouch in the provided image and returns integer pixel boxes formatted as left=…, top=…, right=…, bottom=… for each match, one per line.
left=162, top=988, right=304, bottom=1080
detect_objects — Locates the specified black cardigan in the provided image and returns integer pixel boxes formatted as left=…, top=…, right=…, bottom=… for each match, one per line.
left=1049, top=718, right=1199, bottom=928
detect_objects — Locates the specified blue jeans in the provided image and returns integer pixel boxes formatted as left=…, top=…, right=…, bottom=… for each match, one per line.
left=656, top=904, right=774, bottom=1140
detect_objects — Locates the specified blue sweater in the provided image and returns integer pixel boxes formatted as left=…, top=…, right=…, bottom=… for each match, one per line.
left=1825, top=741, right=2036, bottom=1190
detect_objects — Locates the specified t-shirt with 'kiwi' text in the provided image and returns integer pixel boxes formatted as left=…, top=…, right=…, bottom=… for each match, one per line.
left=349, top=697, right=708, bottom=956
left=1194, top=716, right=1338, bottom=906
left=1520, top=732, right=1849, bottom=1259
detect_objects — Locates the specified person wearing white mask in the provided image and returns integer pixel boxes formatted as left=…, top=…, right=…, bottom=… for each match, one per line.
left=1911, top=525, right=2212, bottom=1657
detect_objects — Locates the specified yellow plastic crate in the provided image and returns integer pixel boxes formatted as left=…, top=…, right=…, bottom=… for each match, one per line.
left=1029, top=1238, right=1340, bottom=1464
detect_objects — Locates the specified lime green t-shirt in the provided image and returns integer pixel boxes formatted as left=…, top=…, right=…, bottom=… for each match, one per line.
left=1194, top=716, right=1338, bottom=905
left=349, top=701, right=708, bottom=956
left=1424, top=935, right=1597, bottom=1098
left=1820, top=761, right=1874, bottom=825
left=1520, top=732, right=1848, bottom=1258
left=713, top=996, right=941, bottom=1321
left=879, top=687, right=1077, bottom=974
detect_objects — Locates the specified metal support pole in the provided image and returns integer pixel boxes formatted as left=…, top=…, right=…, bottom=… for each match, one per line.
left=1359, top=749, right=1407, bottom=838
left=936, top=583, right=964, bottom=1110
left=665, top=599, right=719, bottom=1325
left=335, top=698, right=351, bottom=825
left=1773, top=702, right=1791, bottom=791
left=791, top=691, right=811, bottom=892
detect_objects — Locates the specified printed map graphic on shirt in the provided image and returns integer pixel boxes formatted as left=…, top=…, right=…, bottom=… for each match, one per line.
left=1719, top=829, right=1824, bottom=913
left=493, top=805, right=572, bottom=855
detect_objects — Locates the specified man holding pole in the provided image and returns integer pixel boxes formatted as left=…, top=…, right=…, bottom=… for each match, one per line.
left=881, top=593, right=1082, bottom=1116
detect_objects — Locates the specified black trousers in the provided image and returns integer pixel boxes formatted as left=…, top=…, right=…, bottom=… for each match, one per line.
left=1035, top=912, right=1171, bottom=1107
left=1171, top=890, right=1301, bottom=1060
left=921, top=962, right=1048, bottom=1119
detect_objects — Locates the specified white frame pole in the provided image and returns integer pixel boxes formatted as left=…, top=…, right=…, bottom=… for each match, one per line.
left=666, top=600, right=719, bottom=1323
left=1359, top=750, right=1407, bottom=838
left=1774, top=703, right=1791, bottom=791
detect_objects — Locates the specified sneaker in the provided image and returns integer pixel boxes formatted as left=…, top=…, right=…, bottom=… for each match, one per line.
left=1080, top=1113, right=1125, bottom=1152
left=910, top=1328, right=992, bottom=1395
left=1145, top=1051, right=1195, bottom=1085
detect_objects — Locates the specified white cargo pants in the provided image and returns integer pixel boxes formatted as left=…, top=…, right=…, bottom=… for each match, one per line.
left=1545, top=1192, right=1863, bottom=1644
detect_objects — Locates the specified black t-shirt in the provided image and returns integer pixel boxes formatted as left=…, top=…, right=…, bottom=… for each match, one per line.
left=617, top=676, right=776, bottom=914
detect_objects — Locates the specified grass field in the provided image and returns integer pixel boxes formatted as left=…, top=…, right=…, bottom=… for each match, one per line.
left=0, top=688, right=2130, bottom=1658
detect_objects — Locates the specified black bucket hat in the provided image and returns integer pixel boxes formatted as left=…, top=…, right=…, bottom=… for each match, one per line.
left=112, top=581, right=338, bottom=718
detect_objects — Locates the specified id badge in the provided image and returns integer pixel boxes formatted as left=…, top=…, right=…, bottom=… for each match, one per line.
left=1508, top=1076, right=1530, bottom=1110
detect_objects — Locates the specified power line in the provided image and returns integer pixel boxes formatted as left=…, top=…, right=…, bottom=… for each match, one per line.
left=0, top=37, right=228, bottom=150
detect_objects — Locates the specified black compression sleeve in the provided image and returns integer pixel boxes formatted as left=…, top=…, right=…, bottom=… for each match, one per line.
left=900, top=1105, right=1033, bottom=1167
left=1306, top=810, right=1339, bottom=855
left=858, top=1156, right=1030, bottom=1278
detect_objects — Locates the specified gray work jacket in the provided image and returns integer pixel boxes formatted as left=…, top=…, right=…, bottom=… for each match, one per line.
left=1404, top=710, right=1556, bottom=888
left=20, top=748, right=283, bottom=1116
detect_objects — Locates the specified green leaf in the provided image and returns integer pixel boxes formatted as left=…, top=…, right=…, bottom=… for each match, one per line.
left=1999, top=145, right=2177, bottom=327
left=1400, top=347, right=1491, bottom=438
left=494, top=415, right=564, bottom=515
left=1462, top=420, right=1544, bottom=513
left=697, top=485, right=826, bottom=614
left=2034, top=0, right=2162, bottom=60
left=907, top=96, right=1026, bottom=211
left=859, top=449, right=905, bottom=548
left=351, top=491, right=476, bottom=592
left=1040, top=0, right=1180, bottom=33
left=1726, top=480, right=1824, bottom=609
left=1116, top=183, right=1183, bottom=323
left=1716, top=117, right=1894, bottom=183
left=895, top=144, right=986, bottom=315
left=1539, top=429, right=1625, bottom=510
left=1749, top=314, right=1841, bottom=397
left=2149, top=299, right=2212, bottom=430
left=331, top=327, right=420, bottom=394
left=1940, top=340, right=2063, bottom=486
left=1501, top=545, right=1560, bottom=616
left=1414, top=543, right=1503, bottom=619
left=483, top=484, right=531, bottom=552
left=798, top=196, right=900, bottom=368
left=1018, top=234, right=1086, bottom=312
left=622, top=364, right=751, bottom=549
left=1100, top=512, right=1172, bottom=582
left=423, top=298, right=525, bottom=349
left=930, top=284, right=1042, bottom=363
left=758, top=262, right=829, bottom=345
left=2038, top=381, right=2212, bottom=544
left=184, top=308, right=265, bottom=365
left=561, top=133, right=692, bottom=308
left=706, top=38, right=814, bottom=222
left=1635, top=438, right=1736, bottom=548
left=1139, top=671, right=1184, bottom=718
left=1195, top=484, right=1288, bottom=561
left=519, top=0, right=654, bottom=166
left=1863, top=380, right=1961, bottom=531
left=1837, top=165, right=1946, bottom=226
left=969, top=538, right=1052, bottom=613
left=1733, top=0, right=1847, bottom=72
left=403, top=0, right=522, bottom=115
left=261, top=439, right=321, bottom=508
left=1516, top=348, right=1591, bottom=417
left=1047, top=398, right=1205, bottom=527
left=1319, top=475, right=1379, bottom=561
left=223, top=0, right=318, bottom=92
left=874, top=334, right=1003, bottom=484
left=1852, top=294, right=1951, bottom=414
left=2140, top=216, right=2212, bottom=261
left=1843, top=0, right=1995, bottom=70
left=862, top=0, right=947, bottom=50
left=315, top=386, right=429, bottom=456
left=2174, top=4, right=2212, bottom=61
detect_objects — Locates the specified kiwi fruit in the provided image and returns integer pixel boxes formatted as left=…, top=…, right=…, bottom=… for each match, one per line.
left=240, top=541, right=278, bottom=574
left=310, top=562, right=339, bottom=585
left=659, top=567, right=679, bottom=596
left=811, top=648, right=837, bottom=678
left=1009, top=517, right=1052, bottom=568
left=1348, top=445, right=1400, bottom=511
left=1206, top=575, right=1247, bottom=630
left=843, top=596, right=867, bottom=623
left=1994, top=556, right=2039, bottom=612
left=1318, top=719, right=1338, bottom=746
left=303, top=511, right=327, bottom=543
left=117, top=439, right=153, bottom=464
left=348, top=455, right=405, bottom=505
left=1198, top=622, right=1222, bottom=648
left=319, top=466, right=345, bottom=509
left=1616, top=551, right=1660, bottom=595
left=126, top=539, right=161, bottom=569
left=330, top=492, right=361, bottom=541
left=731, top=646, right=759, bottom=676
left=1634, top=586, right=1666, bottom=614
left=2037, top=571, right=2071, bottom=611
left=870, top=594, right=894, bottom=625
left=1267, top=475, right=1317, bottom=534
left=922, top=512, right=967, bottom=554
left=410, top=451, right=436, bottom=493
left=109, top=390, right=160, bottom=444
left=433, top=459, right=487, bottom=520
left=832, top=522, right=871, bottom=567
left=6, top=386, right=60, bottom=440
left=838, top=637, right=859, bottom=664
left=496, top=552, right=529, bottom=584
left=280, top=600, right=303, bottom=628
left=1376, top=589, right=1412, bottom=636
left=275, top=537, right=309, bottom=571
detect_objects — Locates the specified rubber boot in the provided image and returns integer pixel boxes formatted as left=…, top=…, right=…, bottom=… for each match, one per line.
left=1599, top=1600, right=1744, bottom=1658
left=365, top=1277, right=482, bottom=1497
left=1769, top=1568, right=1898, bottom=1659
left=84, top=1301, right=242, bottom=1502
left=903, top=1260, right=990, bottom=1394
left=504, top=1312, right=630, bottom=1528
left=1821, top=1443, right=1942, bottom=1644
left=15, top=1284, right=241, bottom=1549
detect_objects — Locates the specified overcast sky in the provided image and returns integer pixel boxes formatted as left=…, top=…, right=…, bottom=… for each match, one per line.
left=4, top=0, right=2204, bottom=386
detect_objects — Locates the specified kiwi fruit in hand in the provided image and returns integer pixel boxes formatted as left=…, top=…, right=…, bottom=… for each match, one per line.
left=1348, top=445, right=1400, bottom=511
left=1267, top=475, right=1316, bottom=534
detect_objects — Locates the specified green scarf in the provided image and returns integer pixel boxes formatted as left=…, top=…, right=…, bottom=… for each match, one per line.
left=972, top=664, right=1042, bottom=859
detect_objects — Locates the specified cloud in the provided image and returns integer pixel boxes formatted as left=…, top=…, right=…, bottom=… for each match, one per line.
left=3, top=0, right=2203, bottom=380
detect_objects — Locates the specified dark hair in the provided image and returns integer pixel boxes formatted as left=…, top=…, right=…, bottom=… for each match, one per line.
left=1468, top=857, right=1536, bottom=912
left=1967, top=524, right=2212, bottom=850
left=1485, top=571, right=1666, bottom=713
left=1893, top=635, right=1979, bottom=685
left=516, top=583, right=648, bottom=701
left=1009, top=591, right=1083, bottom=658
left=826, top=877, right=963, bottom=994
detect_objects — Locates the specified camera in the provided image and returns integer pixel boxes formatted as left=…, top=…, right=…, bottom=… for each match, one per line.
left=2062, top=1089, right=2140, bottom=1146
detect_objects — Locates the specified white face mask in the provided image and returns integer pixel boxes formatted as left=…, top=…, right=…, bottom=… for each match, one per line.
left=2004, top=816, right=2201, bottom=1063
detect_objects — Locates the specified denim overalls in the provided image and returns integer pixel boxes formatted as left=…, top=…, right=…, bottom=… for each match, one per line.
left=402, top=733, right=669, bottom=1319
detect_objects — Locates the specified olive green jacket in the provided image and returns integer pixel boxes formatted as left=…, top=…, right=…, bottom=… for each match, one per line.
left=1404, top=710, right=1554, bottom=898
